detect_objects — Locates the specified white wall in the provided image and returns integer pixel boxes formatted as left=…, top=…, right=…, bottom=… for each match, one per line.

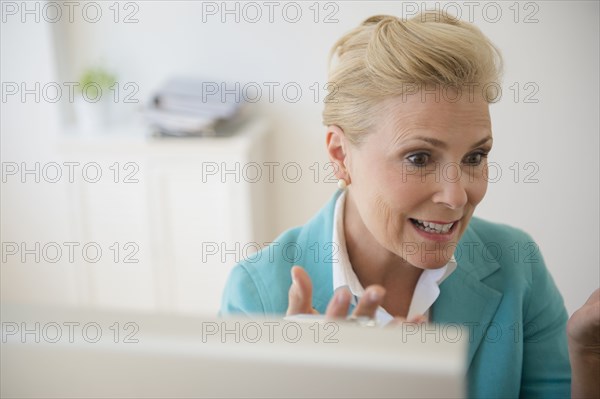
left=2, top=1, right=598, bottom=314
left=1, top=5, right=79, bottom=306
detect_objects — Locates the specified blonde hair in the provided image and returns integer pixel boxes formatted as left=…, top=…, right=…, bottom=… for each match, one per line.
left=322, top=12, right=503, bottom=144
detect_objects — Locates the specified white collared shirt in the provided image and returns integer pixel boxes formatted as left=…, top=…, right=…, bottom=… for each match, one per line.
left=331, top=190, right=457, bottom=325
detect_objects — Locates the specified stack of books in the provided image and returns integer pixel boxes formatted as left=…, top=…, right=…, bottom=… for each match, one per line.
left=144, top=77, right=247, bottom=137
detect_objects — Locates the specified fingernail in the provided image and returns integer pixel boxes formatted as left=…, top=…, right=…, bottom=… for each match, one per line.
left=291, top=269, right=297, bottom=285
left=368, top=289, right=381, bottom=302
left=335, top=288, right=349, bottom=304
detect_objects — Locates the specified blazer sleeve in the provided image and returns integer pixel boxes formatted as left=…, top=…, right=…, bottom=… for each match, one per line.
left=519, top=238, right=571, bottom=397
left=219, top=264, right=266, bottom=315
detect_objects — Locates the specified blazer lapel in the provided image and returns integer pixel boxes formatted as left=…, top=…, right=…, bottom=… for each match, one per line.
left=431, top=225, right=503, bottom=369
left=433, top=267, right=503, bottom=368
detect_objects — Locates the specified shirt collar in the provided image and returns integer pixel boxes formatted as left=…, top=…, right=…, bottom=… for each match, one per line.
left=331, top=190, right=457, bottom=323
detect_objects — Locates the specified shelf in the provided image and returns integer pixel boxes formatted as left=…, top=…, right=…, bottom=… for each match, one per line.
left=57, top=116, right=270, bottom=156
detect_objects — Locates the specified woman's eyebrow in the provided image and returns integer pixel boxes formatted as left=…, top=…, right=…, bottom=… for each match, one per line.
left=407, top=136, right=493, bottom=149
left=471, top=136, right=494, bottom=148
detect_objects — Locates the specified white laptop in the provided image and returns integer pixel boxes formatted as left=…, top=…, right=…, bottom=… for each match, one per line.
left=1, top=304, right=466, bottom=398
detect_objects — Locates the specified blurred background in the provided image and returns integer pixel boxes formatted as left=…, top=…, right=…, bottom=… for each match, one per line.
left=1, top=0, right=598, bottom=316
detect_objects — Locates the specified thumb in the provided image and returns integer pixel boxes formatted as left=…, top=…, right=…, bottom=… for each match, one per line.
left=286, top=266, right=316, bottom=316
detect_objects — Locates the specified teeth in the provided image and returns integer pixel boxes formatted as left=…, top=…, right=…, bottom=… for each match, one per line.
left=412, top=219, right=454, bottom=234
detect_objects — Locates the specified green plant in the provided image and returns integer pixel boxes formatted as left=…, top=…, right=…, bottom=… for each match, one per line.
left=77, top=67, right=116, bottom=100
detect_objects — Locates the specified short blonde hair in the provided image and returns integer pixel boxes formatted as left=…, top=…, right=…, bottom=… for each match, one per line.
left=322, top=12, right=503, bottom=144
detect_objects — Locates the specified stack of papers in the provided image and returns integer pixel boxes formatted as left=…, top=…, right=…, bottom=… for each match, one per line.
left=144, top=77, right=246, bottom=136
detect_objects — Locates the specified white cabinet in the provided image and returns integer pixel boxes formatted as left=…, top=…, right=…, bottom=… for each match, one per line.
left=56, top=118, right=271, bottom=315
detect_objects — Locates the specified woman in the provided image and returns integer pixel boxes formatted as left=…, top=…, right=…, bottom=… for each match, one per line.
left=221, top=13, right=599, bottom=398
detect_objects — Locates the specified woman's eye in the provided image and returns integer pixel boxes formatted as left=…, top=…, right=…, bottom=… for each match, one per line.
left=464, top=152, right=487, bottom=165
left=407, top=153, right=430, bottom=166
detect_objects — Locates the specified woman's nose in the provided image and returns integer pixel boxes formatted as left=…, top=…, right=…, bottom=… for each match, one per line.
left=431, top=170, right=469, bottom=209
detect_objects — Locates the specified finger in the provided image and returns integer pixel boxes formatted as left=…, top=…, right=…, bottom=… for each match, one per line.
left=352, top=285, right=385, bottom=318
left=584, top=288, right=600, bottom=306
left=386, top=317, right=407, bottom=328
left=325, top=288, right=352, bottom=318
left=286, top=266, right=316, bottom=316
left=387, top=315, right=426, bottom=327
left=407, top=314, right=427, bottom=324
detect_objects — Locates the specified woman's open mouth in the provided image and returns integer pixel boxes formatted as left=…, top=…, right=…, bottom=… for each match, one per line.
left=409, top=218, right=458, bottom=235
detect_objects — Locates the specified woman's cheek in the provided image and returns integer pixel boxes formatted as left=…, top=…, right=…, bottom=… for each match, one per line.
left=471, top=177, right=489, bottom=205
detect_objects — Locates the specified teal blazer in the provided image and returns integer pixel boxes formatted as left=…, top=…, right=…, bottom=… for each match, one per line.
left=220, top=190, right=571, bottom=398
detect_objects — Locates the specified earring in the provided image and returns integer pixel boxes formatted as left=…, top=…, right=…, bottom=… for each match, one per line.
left=337, top=178, right=348, bottom=190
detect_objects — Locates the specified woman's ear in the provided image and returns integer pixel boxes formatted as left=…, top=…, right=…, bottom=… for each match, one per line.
left=325, top=125, right=351, bottom=182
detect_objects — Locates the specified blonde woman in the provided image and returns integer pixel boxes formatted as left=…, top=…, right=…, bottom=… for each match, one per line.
left=221, top=13, right=599, bottom=398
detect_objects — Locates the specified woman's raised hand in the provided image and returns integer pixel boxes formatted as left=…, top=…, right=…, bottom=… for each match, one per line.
left=286, top=265, right=385, bottom=319
left=286, top=265, right=425, bottom=324
left=567, top=288, right=600, bottom=398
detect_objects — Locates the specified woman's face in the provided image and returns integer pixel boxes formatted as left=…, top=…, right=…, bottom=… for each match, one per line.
left=344, top=90, right=493, bottom=269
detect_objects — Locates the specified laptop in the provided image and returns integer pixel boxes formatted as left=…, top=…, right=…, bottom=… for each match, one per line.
left=1, top=304, right=466, bottom=398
